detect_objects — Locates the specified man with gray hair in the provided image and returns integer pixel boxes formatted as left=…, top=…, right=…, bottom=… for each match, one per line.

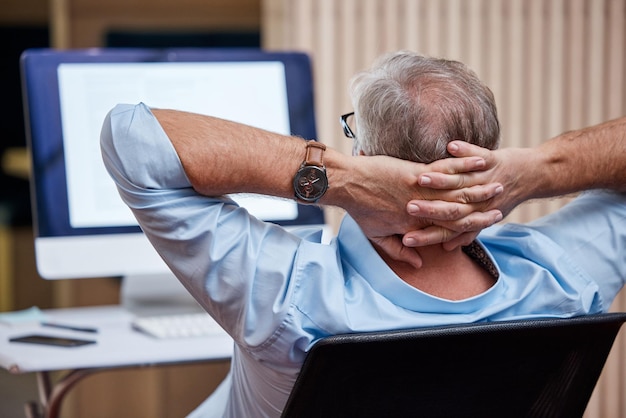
left=101, top=51, right=626, bottom=417
left=349, top=51, right=500, bottom=163
left=339, top=51, right=505, bottom=299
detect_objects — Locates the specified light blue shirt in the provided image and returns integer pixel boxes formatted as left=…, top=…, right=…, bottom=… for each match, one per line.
left=101, top=103, right=626, bottom=418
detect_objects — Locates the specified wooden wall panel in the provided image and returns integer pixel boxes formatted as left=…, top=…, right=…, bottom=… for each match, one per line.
left=262, top=1, right=626, bottom=417
left=263, top=0, right=626, bottom=224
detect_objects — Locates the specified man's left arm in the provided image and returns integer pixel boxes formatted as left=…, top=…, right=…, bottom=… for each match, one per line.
left=405, top=115, right=626, bottom=250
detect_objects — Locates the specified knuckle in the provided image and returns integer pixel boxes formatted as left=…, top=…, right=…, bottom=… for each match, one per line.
left=478, top=185, right=497, bottom=201
left=461, top=217, right=476, bottom=232
left=433, top=228, right=450, bottom=244
left=453, top=175, right=467, bottom=188
left=456, top=191, right=472, bottom=204
left=444, top=205, right=462, bottom=221
left=422, top=227, right=443, bottom=246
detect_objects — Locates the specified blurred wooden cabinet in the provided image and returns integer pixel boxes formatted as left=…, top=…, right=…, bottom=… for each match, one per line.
left=51, top=0, right=261, bottom=48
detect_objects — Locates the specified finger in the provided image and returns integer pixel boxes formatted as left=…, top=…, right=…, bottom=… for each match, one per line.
left=402, top=226, right=460, bottom=247
left=402, top=210, right=502, bottom=247
left=434, top=209, right=503, bottom=233
left=419, top=172, right=466, bottom=189
left=407, top=200, right=470, bottom=221
left=407, top=196, right=503, bottom=221
left=419, top=144, right=497, bottom=188
left=447, top=141, right=493, bottom=160
left=420, top=170, right=502, bottom=191
left=446, top=183, right=503, bottom=204
left=372, top=235, right=423, bottom=268
left=450, top=183, right=504, bottom=204
left=426, top=156, right=486, bottom=176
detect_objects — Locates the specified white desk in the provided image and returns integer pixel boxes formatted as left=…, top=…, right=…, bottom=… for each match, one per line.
left=0, top=305, right=233, bottom=418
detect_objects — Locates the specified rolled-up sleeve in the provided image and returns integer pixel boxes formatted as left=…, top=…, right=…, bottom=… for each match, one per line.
left=100, top=103, right=306, bottom=348
left=101, top=103, right=192, bottom=191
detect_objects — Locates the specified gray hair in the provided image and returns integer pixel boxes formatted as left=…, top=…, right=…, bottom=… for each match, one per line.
left=349, top=51, right=500, bottom=163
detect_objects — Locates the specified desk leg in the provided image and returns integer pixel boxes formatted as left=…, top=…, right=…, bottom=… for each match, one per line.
left=24, top=401, right=42, bottom=418
left=45, top=369, right=94, bottom=418
left=37, top=372, right=52, bottom=410
left=22, top=372, right=52, bottom=418
left=26, top=369, right=96, bottom=418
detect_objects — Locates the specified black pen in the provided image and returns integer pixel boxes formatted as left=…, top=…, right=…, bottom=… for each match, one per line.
left=41, top=322, right=99, bottom=333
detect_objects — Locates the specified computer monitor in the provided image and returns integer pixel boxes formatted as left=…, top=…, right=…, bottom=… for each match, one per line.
left=22, top=48, right=324, bottom=306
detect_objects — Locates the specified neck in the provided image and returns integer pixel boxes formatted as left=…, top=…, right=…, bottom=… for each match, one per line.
left=374, top=243, right=496, bottom=301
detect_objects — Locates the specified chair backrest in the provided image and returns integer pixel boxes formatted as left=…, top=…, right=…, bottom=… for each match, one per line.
left=282, top=313, right=626, bottom=418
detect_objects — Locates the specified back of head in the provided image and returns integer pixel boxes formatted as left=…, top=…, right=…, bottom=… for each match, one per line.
left=349, top=51, right=500, bottom=163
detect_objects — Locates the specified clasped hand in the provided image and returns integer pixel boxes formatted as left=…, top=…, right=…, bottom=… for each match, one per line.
left=348, top=141, right=513, bottom=268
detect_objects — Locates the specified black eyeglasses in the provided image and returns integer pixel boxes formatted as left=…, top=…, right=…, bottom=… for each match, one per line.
left=340, top=112, right=356, bottom=139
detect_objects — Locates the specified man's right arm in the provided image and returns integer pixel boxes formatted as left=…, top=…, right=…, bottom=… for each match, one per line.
left=150, top=106, right=503, bottom=267
left=525, top=116, right=626, bottom=195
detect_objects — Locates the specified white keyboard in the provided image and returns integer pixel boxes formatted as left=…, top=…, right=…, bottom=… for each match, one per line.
left=132, top=312, right=226, bottom=339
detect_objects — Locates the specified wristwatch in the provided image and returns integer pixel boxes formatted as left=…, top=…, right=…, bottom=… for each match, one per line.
left=293, top=140, right=328, bottom=203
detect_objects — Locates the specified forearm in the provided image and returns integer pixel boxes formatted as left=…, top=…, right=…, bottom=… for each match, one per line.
left=487, top=116, right=626, bottom=215
left=154, top=110, right=404, bottom=212
left=153, top=108, right=306, bottom=198
left=154, top=108, right=387, bottom=210
left=529, top=116, right=626, bottom=197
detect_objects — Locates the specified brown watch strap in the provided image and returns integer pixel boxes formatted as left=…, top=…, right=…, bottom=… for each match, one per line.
left=304, top=141, right=326, bottom=167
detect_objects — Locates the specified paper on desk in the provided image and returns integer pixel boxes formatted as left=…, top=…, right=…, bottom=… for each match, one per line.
left=0, top=306, right=47, bottom=326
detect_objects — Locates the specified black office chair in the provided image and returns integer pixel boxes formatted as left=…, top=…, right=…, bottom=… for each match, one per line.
left=282, top=313, right=626, bottom=418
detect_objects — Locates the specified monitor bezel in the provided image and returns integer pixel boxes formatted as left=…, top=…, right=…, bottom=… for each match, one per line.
left=22, top=48, right=324, bottom=242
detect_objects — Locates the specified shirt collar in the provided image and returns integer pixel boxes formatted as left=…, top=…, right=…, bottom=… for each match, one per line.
left=336, top=215, right=502, bottom=313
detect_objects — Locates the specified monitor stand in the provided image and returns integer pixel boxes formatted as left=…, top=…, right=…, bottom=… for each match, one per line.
left=120, top=273, right=204, bottom=317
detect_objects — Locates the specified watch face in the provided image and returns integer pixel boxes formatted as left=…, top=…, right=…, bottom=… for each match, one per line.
left=294, top=166, right=328, bottom=202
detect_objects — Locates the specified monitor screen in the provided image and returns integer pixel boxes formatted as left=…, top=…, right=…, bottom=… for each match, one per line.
left=22, top=48, right=324, bottom=280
